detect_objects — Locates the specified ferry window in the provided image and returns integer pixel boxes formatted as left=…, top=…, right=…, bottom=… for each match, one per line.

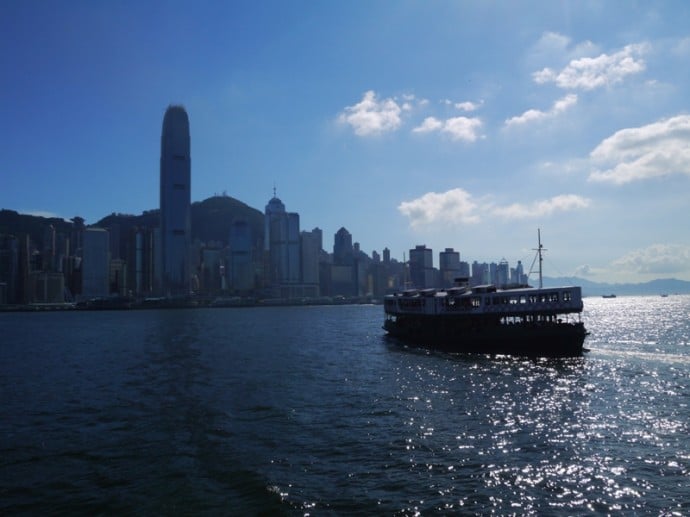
left=471, top=297, right=481, bottom=307
left=549, top=293, right=559, bottom=302
left=510, top=296, right=518, bottom=304
left=520, top=295, right=526, bottom=304
left=528, top=295, right=537, bottom=304
left=563, top=291, right=572, bottom=301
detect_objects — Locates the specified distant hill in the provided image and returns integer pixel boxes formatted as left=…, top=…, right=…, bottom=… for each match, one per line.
left=0, top=209, right=74, bottom=246
left=190, top=195, right=264, bottom=247
left=95, top=195, right=265, bottom=248
left=543, top=276, right=690, bottom=297
left=0, top=195, right=265, bottom=250
left=95, top=196, right=264, bottom=246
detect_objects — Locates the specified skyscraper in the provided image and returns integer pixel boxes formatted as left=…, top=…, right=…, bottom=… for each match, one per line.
left=409, top=244, right=434, bottom=288
left=81, top=227, right=110, bottom=299
left=160, top=105, right=191, bottom=296
left=264, top=192, right=300, bottom=287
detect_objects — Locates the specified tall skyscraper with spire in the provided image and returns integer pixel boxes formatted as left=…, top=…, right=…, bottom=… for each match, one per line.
left=264, top=189, right=300, bottom=288
left=160, top=105, right=191, bottom=296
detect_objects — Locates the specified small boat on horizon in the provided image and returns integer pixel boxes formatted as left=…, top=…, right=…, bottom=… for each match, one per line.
left=602, top=294, right=617, bottom=299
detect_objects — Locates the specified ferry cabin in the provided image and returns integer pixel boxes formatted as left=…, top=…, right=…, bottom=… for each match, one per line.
left=384, top=284, right=584, bottom=325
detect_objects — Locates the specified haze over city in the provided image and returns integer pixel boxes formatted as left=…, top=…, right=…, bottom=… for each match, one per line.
left=2, top=1, right=689, bottom=283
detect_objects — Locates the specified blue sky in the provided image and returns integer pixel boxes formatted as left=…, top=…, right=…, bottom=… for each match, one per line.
left=2, top=1, right=689, bottom=283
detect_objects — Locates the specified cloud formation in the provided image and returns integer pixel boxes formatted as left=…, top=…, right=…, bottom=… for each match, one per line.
left=412, top=116, right=483, bottom=142
left=533, top=43, right=647, bottom=90
left=491, top=194, right=591, bottom=219
left=588, top=114, right=690, bottom=184
left=398, top=189, right=589, bottom=228
left=443, top=99, right=482, bottom=112
left=337, top=90, right=403, bottom=136
left=612, top=244, right=690, bottom=275
left=398, top=188, right=480, bottom=228
left=504, top=94, right=578, bottom=127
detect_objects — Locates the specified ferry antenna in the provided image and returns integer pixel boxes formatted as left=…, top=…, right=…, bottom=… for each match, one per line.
left=532, top=228, right=547, bottom=289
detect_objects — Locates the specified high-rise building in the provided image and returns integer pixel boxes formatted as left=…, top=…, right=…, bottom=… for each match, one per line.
left=439, top=248, right=461, bottom=287
left=497, top=258, right=510, bottom=287
left=81, top=227, right=110, bottom=299
left=300, top=229, right=321, bottom=296
left=333, top=227, right=353, bottom=265
left=264, top=192, right=300, bottom=288
left=159, top=105, right=191, bottom=296
left=409, top=244, right=434, bottom=288
left=228, top=219, right=254, bottom=292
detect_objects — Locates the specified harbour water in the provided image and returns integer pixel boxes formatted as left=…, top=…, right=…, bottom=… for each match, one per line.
left=1, top=296, right=689, bottom=515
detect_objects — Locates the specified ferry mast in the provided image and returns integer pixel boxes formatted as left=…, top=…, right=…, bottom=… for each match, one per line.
left=532, top=229, right=547, bottom=289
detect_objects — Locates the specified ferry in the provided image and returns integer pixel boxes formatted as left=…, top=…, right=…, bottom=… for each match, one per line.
left=383, top=232, right=587, bottom=357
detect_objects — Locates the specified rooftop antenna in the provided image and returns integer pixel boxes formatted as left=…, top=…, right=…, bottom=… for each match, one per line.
left=273, top=183, right=277, bottom=198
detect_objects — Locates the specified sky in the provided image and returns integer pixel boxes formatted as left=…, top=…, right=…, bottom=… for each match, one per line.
left=2, top=1, right=690, bottom=283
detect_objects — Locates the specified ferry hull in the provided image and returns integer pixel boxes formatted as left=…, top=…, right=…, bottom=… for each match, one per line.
left=384, top=316, right=587, bottom=357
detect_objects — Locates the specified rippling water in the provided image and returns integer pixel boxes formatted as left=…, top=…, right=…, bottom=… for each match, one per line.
left=1, top=296, right=689, bottom=515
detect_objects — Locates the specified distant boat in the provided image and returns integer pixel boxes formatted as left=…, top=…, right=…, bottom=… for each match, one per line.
left=660, top=294, right=668, bottom=298
left=602, top=294, right=616, bottom=299
left=383, top=230, right=587, bottom=357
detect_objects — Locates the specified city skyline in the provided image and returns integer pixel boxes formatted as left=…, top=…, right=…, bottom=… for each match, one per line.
left=2, top=2, right=690, bottom=283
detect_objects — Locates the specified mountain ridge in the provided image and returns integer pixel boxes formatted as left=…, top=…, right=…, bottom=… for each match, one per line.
left=542, top=276, right=690, bottom=296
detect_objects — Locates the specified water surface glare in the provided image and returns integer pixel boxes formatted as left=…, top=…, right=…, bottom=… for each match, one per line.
left=1, top=296, right=689, bottom=514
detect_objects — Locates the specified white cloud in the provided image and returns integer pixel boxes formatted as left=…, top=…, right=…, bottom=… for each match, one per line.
left=530, top=32, right=599, bottom=64
left=398, top=188, right=480, bottom=228
left=533, top=43, right=648, bottom=90
left=491, top=194, right=591, bottom=219
left=413, top=116, right=444, bottom=133
left=536, top=31, right=571, bottom=53
left=455, top=101, right=480, bottom=112
left=398, top=190, right=590, bottom=228
left=412, top=116, right=482, bottom=142
left=442, top=99, right=481, bottom=111
left=337, top=90, right=403, bottom=136
left=612, top=244, right=690, bottom=275
left=504, top=93, right=577, bottom=127
left=588, top=114, right=690, bottom=184
left=443, top=117, right=483, bottom=141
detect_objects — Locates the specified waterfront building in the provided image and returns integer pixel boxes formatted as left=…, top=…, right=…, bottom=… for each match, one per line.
left=300, top=228, right=321, bottom=296
left=200, top=246, right=223, bottom=295
left=330, top=227, right=358, bottom=296
left=512, top=260, right=527, bottom=285
left=264, top=192, right=301, bottom=296
left=81, top=227, right=110, bottom=299
left=333, top=227, right=354, bottom=266
left=109, top=258, right=127, bottom=296
left=439, top=248, right=461, bottom=287
left=159, top=105, right=192, bottom=296
left=0, top=235, right=19, bottom=304
left=497, top=258, right=510, bottom=287
left=471, top=261, right=489, bottom=286
left=409, top=245, right=435, bottom=289
left=228, top=219, right=254, bottom=293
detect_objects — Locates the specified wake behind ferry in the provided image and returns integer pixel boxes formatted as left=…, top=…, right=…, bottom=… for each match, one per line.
left=383, top=232, right=587, bottom=357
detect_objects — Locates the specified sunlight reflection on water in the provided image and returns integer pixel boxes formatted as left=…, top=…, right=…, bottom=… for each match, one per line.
left=1, top=297, right=689, bottom=515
